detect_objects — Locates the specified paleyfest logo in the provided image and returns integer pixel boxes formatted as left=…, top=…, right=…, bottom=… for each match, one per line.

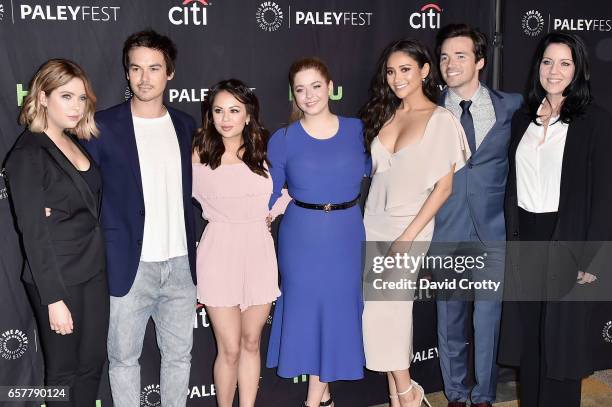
left=522, top=9, right=545, bottom=37
left=256, top=1, right=283, bottom=32
left=169, top=0, right=209, bottom=26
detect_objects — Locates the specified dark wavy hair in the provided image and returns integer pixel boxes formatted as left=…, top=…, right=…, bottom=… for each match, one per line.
left=359, top=39, right=440, bottom=151
left=526, top=32, right=591, bottom=124
left=193, top=79, right=269, bottom=177
left=122, top=29, right=177, bottom=75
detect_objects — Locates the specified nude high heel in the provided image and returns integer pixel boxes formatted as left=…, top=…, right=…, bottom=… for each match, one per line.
left=395, top=379, right=431, bottom=407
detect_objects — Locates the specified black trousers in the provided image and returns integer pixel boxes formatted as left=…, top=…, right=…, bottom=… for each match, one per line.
left=25, top=272, right=109, bottom=407
left=517, top=208, right=581, bottom=407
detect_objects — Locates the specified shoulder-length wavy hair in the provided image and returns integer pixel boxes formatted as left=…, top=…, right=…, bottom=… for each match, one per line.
left=526, top=32, right=591, bottom=124
left=288, top=57, right=332, bottom=123
left=19, top=59, right=99, bottom=140
left=193, top=79, right=269, bottom=177
left=359, top=39, right=440, bottom=151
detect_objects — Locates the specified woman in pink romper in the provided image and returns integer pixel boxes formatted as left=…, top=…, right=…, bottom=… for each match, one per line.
left=192, top=79, right=289, bottom=407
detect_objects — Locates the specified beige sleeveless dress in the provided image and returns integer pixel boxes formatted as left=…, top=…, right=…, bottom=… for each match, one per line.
left=362, top=106, right=470, bottom=371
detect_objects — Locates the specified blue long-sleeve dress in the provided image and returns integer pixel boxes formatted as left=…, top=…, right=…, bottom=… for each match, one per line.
left=266, top=116, right=368, bottom=382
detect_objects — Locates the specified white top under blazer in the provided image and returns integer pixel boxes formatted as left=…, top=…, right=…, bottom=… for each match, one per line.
left=516, top=113, right=569, bottom=213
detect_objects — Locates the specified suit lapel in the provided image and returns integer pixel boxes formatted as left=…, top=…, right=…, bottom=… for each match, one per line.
left=117, top=101, right=144, bottom=195
left=42, top=137, right=98, bottom=218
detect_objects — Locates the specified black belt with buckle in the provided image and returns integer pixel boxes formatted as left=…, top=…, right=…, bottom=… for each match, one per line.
left=293, top=195, right=361, bottom=213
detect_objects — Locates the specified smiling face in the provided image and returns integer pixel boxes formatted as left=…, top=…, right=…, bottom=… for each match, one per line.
left=539, top=42, right=575, bottom=103
left=439, top=36, right=483, bottom=95
left=385, top=51, right=429, bottom=100
left=291, top=68, right=332, bottom=117
left=212, top=90, right=249, bottom=140
left=126, top=46, right=174, bottom=103
left=38, top=77, right=87, bottom=135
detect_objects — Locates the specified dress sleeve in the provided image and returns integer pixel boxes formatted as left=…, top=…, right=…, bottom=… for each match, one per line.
left=5, top=147, right=68, bottom=305
left=422, top=109, right=471, bottom=190
left=267, top=128, right=288, bottom=210
left=270, top=188, right=292, bottom=219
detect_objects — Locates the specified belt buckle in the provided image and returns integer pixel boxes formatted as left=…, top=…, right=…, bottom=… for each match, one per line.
left=323, top=203, right=332, bottom=213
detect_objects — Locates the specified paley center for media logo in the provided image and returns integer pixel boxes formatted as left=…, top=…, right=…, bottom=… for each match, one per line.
left=522, top=9, right=611, bottom=36
left=256, top=1, right=283, bottom=32
left=0, top=329, right=29, bottom=360
left=255, top=2, right=373, bottom=32
left=169, top=0, right=210, bottom=26
left=409, top=3, right=442, bottom=30
left=603, top=320, right=612, bottom=344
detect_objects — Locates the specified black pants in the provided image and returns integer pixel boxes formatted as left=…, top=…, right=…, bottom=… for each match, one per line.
left=517, top=209, right=581, bottom=407
left=25, top=272, right=109, bottom=407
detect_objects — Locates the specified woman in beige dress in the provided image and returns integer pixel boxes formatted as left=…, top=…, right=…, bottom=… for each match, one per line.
left=360, top=39, right=470, bottom=407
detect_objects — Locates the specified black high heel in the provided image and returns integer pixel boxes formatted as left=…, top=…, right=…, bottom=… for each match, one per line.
left=320, top=396, right=334, bottom=406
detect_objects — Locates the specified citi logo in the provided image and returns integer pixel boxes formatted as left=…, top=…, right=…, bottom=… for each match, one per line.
left=409, top=3, right=441, bottom=29
left=169, top=0, right=209, bottom=26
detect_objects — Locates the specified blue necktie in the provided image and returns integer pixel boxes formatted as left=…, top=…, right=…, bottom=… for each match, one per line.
left=460, top=100, right=476, bottom=154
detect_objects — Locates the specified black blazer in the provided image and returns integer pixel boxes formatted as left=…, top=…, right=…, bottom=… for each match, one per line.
left=5, top=130, right=105, bottom=305
left=500, top=103, right=612, bottom=379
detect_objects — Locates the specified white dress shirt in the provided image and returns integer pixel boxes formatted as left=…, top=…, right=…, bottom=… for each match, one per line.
left=516, top=114, right=569, bottom=213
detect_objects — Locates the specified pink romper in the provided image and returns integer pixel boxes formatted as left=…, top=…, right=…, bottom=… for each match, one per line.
left=193, top=162, right=289, bottom=311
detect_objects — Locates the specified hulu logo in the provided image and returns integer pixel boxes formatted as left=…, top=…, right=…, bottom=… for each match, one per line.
left=17, top=84, right=29, bottom=107
left=288, top=85, right=343, bottom=101
left=293, top=374, right=308, bottom=384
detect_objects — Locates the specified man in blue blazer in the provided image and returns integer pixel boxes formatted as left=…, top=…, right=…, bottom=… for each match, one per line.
left=83, top=30, right=197, bottom=407
left=432, top=24, right=522, bottom=407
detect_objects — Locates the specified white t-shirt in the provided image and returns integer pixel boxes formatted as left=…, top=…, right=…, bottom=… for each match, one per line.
left=133, top=112, right=187, bottom=261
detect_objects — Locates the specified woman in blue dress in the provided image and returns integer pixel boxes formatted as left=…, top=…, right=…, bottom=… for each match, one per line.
left=266, top=57, right=368, bottom=407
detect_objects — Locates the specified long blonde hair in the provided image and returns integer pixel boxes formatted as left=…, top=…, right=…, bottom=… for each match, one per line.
left=19, top=59, right=99, bottom=140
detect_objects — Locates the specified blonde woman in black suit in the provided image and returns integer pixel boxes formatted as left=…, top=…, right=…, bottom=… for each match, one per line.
left=5, top=59, right=107, bottom=407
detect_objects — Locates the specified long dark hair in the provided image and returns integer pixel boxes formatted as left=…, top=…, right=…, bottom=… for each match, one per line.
left=359, top=39, right=440, bottom=151
left=527, top=32, right=591, bottom=124
left=193, top=79, right=269, bottom=177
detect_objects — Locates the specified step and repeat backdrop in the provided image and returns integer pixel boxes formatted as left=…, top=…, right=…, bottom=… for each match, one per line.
left=0, top=1, right=611, bottom=406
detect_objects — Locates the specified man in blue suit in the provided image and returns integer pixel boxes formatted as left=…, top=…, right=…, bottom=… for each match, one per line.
left=83, top=30, right=197, bottom=407
left=432, top=24, right=522, bottom=407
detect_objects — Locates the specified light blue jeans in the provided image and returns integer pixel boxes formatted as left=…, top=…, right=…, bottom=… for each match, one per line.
left=107, top=255, right=196, bottom=407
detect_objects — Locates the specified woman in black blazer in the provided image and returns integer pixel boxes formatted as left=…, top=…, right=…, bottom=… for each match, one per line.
left=498, top=33, right=612, bottom=407
left=5, top=59, right=108, bottom=407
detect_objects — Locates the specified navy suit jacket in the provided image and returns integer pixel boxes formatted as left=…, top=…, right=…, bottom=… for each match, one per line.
left=433, top=84, right=522, bottom=243
left=83, top=101, right=197, bottom=296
